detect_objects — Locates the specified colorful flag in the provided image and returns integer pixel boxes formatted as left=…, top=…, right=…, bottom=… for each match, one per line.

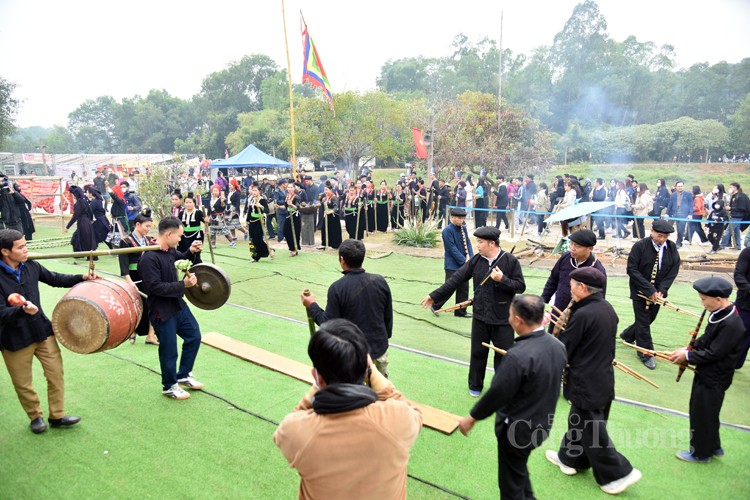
left=411, top=128, right=428, bottom=159
left=301, top=15, right=334, bottom=115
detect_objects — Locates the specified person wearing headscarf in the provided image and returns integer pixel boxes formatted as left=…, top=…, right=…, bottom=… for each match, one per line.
left=319, top=181, right=342, bottom=249
left=84, top=185, right=111, bottom=245
left=227, top=179, right=248, bottom=243
left=64, top=185, right=96, bottom=253
left=245, top=185, right=272, bottom=262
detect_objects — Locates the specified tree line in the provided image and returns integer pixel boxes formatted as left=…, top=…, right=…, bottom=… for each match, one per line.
left=1, top=0, right=748, bottom=179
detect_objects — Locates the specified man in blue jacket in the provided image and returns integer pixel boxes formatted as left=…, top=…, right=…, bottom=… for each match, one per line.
left=431, top=208, right=474, bottom=317
left=666, top=181, right=693, bottom=249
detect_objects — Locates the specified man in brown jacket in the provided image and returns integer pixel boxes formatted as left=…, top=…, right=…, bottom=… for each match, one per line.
left=274, top=319, right=423, bottom=499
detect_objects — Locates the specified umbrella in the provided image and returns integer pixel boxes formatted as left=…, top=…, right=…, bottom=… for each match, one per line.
left=544, top=201, right=615, bottom=223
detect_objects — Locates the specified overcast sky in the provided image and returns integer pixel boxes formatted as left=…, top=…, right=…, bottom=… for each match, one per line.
left=2, top=0, right=748, bottom=129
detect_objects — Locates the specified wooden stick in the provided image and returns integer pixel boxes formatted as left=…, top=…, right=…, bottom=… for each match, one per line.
left=480, top=266, right=499, bottom=286
left=612, top=359, right=660, bottom=388
left=482, top=342, right=507, bottom=356
left=28, top=244, right=161, bottom=260
left=621, top=341, right=696, bottom=371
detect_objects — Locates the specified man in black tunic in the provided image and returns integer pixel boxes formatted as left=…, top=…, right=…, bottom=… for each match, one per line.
left=301, top=239, right=393, bottom=377
left=541, top=229, right=606, bottom=333
left=459, top=295, right=567, bottom=500
left=620, top=219, right=680, bottom=369
left=546, top=267, right=642, bottom=495
left=669, top=277, right=745, bottom=463
left=422, top=226, right=526, bottom=397
left=139, top=216, right=204, bottom=400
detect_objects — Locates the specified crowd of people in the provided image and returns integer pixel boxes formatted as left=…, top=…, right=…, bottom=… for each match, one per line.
left=3, top=164, right=750, bottom=498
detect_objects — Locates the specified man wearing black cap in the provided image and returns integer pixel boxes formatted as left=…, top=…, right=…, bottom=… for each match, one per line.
left=432, top=208, right=474, bottom=317
left=422, top=226, right=526, bottom=396
left=669, top=277, right=745, bottom=463
left=541, top=229, right=606, bottom=333
left=620, top=219, right=681, bottom=369
left=546, top=267, right=642, bottom=495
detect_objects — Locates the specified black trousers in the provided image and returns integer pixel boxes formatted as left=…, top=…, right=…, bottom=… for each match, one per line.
left=620, top=300, right=660, bottom=352
left=689, top=379, right=725, bottom=458
left=495, top=210, right=510, bottom=230
left=433, top=270, right=469, bottom=316
left=558, top=402, right=633, bottom=486
left=470, top=320, right=514, bottom=391
left=497, top=421, right=536, bottom=500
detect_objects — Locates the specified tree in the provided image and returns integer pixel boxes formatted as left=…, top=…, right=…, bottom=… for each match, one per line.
left=226, top=109, right=290, bottom=160
left=432, top=91, right=555, bottom=179
left=68, top=96, right=118, bottom=153
left=45, top=126, right=77, bottom=153
left=728, top=93, right=750, bottom=154
left=295, top=91, right=423, bottom=172
left=0, top=76, right=20, bottom=150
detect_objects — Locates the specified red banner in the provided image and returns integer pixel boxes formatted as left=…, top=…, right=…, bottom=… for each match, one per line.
left=411, top=128, right=428, bottom=159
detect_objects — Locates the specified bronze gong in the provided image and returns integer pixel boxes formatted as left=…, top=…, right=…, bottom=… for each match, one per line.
left=186, top=263, right=232, bottom=310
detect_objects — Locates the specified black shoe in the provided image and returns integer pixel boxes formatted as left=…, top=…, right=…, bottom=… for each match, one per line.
left=49, top=416, right=81, bottom=428
left=641, top=357, right=657, bottom=370
left=619, top=331, right=634, bottom=343
left=30, top=417, right=47, bottom=434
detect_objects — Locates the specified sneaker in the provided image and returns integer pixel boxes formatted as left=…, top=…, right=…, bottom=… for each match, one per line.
left=178, top=373, right=205, bottom=390
left=545, top=450, right=577, bottom=476
left=229, top=241, right=237, bottom=247
left=600, top=468, right=642, bottom=494
left=469, top=389, right=481, bottom=397
left=714, top=448, right=725, bottom=457
left=642, top=357, right=657, bottom=370
left=675, top=450, right=710, bottom=463
left=163, top=384, right=190, bottom=400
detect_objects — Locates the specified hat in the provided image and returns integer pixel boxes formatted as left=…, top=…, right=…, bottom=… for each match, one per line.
left=570, top=267, right=606, bottom=289
left=450, top=208, right=467, bottom=217
left=568, top=229, right=597, bottom=247
left=267, top=175, right=277, bottom=181
left=693, top=277, right=733, bottom=298
left=278, top=178, right=287, bottom=185
left=304, top=175, right=313, bottom=181
left=474, top=226, right=501, bottom=241
left=651, top=219, right=674, bottom=234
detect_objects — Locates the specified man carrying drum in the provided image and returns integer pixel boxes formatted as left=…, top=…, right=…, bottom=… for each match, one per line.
left=0, top=229, right=98, bottom=434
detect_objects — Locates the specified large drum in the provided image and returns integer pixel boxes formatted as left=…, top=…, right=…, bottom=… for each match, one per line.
left=51, top=279, right=143, bottom=354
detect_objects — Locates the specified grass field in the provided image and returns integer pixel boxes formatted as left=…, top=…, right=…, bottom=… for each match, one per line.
left=1, top=223, right=749, bottom=499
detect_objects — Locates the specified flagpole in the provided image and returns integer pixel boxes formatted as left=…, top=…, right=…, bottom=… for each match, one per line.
left=498, top=10, right=503, bottom=130
left=281, top=0, right=297, bottom=179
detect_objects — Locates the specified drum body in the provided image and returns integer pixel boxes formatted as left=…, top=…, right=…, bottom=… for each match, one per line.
left=52, top=279, right=143, bottom=354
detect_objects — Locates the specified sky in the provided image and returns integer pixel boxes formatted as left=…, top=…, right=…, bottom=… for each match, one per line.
left=1, top=0, right=749, bottom=129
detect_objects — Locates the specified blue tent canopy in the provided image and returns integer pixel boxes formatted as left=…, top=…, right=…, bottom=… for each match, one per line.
left=210, top=144, right=290, bottom=169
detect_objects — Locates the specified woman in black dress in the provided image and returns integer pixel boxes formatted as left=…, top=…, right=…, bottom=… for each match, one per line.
left=179, top=193, right=204, bottom=264
left=227, top=179, right=247, bottom=243
left=364, top=181, right=376, bottom=234
left=119, top=208, right=159, bottom=345
left=390, top=183, right=406, bottom=229
left=65, top=185, right=96, bottom=253
left=85, top=185, right=111, bottom=246
left=281, top=182, right=302, bottom=256
left=320, top=182, right=342, bottom=249
left=245, top=185, right=272, bottom=262
left=375, top=181, right=390, bottom=232
left=343, top=184, right=361, bottom=240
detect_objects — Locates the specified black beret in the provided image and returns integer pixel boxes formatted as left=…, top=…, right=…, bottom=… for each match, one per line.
left=450, top=208, right=467, bottom=217
left=474, top=226, right=501, bottom=241
left=652, top=219, right=674, bottom=234
left=304, top=175, right=313, bottom=180
left=693, top=277, right=733, bottom=298
left=278, top=178, right=288, bottom=185
left=570, top=267, right=606, bottom=289
left=568, top=229, right=597, bottom=247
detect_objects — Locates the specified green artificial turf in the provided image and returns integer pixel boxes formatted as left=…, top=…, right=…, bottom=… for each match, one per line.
left=1, top=226, right=749, bottom=498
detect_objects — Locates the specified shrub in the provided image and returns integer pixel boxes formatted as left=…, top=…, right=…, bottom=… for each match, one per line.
left=392, top=218, right=440, bottom=248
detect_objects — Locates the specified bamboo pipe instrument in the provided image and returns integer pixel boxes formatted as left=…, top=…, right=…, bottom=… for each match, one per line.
left=302, top=289, right=317, bottom=337
left=203, top=221, right=216, bottom=265
left=636, top=293, right=701, bottom=318
left=433, top=298, right=473, bottom=314
left=482, top=342, right=507, bottom=356
left=622, top=342, right=696, bottom=371
left=612, top=359, right=659, bottom=388
left=28, top=245, right=161, bottom=260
